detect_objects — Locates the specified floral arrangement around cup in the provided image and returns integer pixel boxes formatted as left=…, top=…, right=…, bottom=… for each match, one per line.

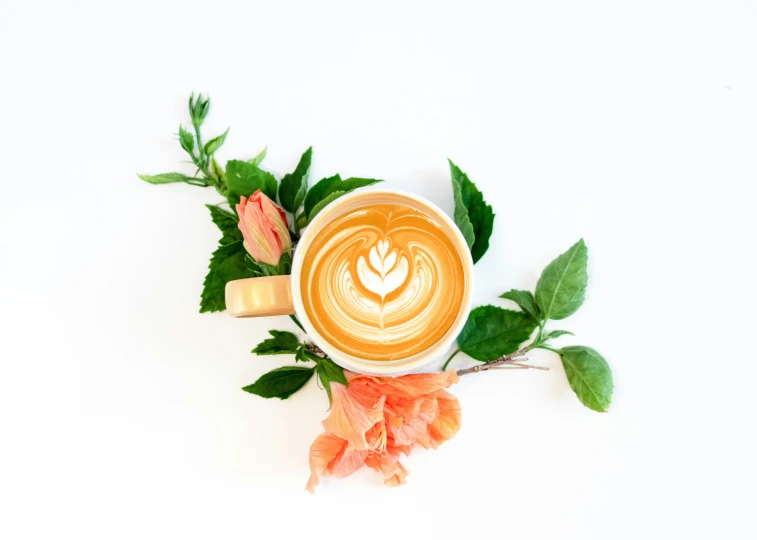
left=138, top=93, right=614, bottom=491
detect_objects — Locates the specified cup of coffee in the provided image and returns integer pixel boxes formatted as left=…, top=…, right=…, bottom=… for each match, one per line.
left=225, top=190, right=474, bottom=375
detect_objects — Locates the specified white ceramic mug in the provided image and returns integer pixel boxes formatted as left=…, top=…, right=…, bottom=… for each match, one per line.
left=225, top=190, right=474, bottom=375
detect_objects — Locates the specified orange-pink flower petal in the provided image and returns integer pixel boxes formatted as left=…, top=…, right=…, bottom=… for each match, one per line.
left=306, top=370, right=462, bottom=492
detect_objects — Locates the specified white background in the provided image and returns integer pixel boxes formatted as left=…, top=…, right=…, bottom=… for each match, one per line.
left=2, top=1, right=756, bottom=538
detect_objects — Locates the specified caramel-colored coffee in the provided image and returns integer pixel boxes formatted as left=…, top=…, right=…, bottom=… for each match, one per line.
left=300, top=202, right=465, bottom=361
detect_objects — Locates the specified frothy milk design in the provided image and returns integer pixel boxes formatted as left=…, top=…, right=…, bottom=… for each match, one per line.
left=300, top=203, right=465, bottom=361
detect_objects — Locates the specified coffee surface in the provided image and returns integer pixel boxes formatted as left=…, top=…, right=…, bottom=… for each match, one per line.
left=300, top=203, right=465, bottom=361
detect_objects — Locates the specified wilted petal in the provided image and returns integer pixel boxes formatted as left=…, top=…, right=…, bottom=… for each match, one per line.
left=329, top=446, right=369, bottom=479
left=323, top=381, right=385, bottom=450
left=363, top=370, right=459, bottom=399
left=383, top=462, right=408, bottom=487
left=307, top=371, right=461, bottom=491
left=428, top=389, right=462, bottom=448
left=306, top=433, right=346, bottom=493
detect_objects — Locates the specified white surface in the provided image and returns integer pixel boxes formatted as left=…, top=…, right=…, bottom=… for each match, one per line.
left=1, top=1, right=756, bottom=538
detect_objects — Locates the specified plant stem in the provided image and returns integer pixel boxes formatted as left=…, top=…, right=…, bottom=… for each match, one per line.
left=456, top=343, right=547, bottom=376
left=194, top=124, right=205, bottom=169
left=304, top=342, right=327, bottom=358
left=441, top=348, right=461, bottom=371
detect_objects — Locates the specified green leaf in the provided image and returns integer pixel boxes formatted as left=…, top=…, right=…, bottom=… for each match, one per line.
left=278, top=147, right=312, bottom=213
left=199, top=241, right=258, bottom=313
left=179, top=124, right=194, bottom=153
left=204, top=127, right=229, bottom=155
left=559, top=346, right=613, bottom=412
left=252, top=330, right=301, bottom=355
left=456, top=305, right=537, bottom=361
left=535, top=239, right=588, bottom=320
left=242, top=366, right=315, bottom=399
left=309, top=190, right=344, bottom=221
left=316, top=356, right=348, bottom=403
left=137, top=172, right=194, bottom=185
left=210, top=157, right=226, bottom=183
left=206, top=204, right=241, bottom=245
left=248, top=146, right=268, bottom=166
left=448, top=160, right=495, bottom=264
left=296, top=212, right=307, bottom=230
left=290, top=314, right=306, bottom=332
left=500, top=290, right=542, bottom=322
left=252, top=251, right=292, bottom=277
left=543, top=329, right=574, bottom=340
left=225, top=160, right=278, bottom=204
left=296, top=347, right=322, bottom=363
left=303, top=175, right=381, bottom=222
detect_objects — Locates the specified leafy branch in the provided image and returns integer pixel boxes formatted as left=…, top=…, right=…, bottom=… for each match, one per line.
left=243, top=323, right=347, bottom=403
left=138, top=92, right=383, bottom=313
left=444, top=239, right=614, bottom=413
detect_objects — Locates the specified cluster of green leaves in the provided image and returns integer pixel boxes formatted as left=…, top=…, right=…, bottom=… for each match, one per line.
left=243, top=328, right=347, bottom=402
left=137, top=93, right=382, bottom=312
left=449, top=160, right=495, bottom=264
left=450, top=239, right=613, bottom=412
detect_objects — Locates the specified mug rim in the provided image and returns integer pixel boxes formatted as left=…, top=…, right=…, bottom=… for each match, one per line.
left=290, top=189, right=474, bottom=376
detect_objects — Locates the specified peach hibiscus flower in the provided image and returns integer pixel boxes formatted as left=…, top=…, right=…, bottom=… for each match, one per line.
left=306, top=370, right=461, bottom=492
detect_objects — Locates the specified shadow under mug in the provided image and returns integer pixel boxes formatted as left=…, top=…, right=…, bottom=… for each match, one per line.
left=225, top=190, right=474, bottom=376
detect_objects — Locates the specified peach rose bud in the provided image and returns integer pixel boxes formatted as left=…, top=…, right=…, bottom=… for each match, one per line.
left=235, top=190, right=292, bottom=266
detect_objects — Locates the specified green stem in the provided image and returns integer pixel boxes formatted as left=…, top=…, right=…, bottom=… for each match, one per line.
left=194, top=124, right=205, bottom=169
left=534, top=319, right=546, bottom=345
left=441, top=348, right=461, bottom=371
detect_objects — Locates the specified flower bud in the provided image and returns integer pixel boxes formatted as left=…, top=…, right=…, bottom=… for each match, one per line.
left=236, top=190, right=292, bottom=266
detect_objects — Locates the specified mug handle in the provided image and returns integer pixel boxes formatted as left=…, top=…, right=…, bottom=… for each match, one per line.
left=225, top=275, right=295, bottom=317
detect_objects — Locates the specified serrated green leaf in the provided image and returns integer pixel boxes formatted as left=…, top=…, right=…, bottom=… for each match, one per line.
left=199, top=241, right=258, bottom=313
left=456, top=305, right=537, bottom=361
left=204, top=127, right=229, bottom=155
left=303, top=175, right=381, bottom=221
left=500, top=290, right=542, bottom=322
left=316, top=356, right=347, bottom=403
left=248, top=146, right=267, bottom=166
left=559, top=346, right=613, bottom=412
left=242, top=366, right=315, bottom=399
left=225, top=160, right=278, bottom=204
left=179, top=124, right=194, bottom=153
left=252, top=330, right=301, bottom=355
left=278, top=147, right=312, bottom=213
left=535, top=239, right=588, bottom=320
left=206, top=204, right=241, bottom=245
left=137, top=172, right=192, bottom=185
left=543, top=329, right=574, bottom=340
left=448, top=160, right=494, bottom=264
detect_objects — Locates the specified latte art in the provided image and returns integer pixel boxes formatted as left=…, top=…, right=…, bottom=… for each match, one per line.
left=300, top=203, right=466, bottom=361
